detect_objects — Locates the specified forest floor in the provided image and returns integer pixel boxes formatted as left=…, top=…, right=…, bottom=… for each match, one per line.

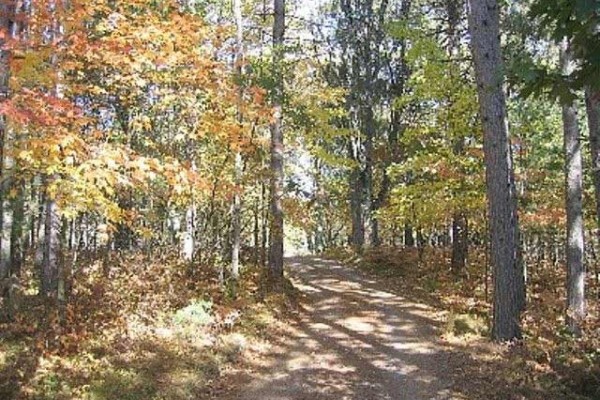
left=225, top=255, right=595, bottom=400
left=1, top=253, right=595, bottom=399
left=0, top=254, right=298, bottom=400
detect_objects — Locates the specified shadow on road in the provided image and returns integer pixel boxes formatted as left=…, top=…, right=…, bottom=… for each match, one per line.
left=234, top=256, right=458, bottom=400
left=226, top=256, right=570, bottom=400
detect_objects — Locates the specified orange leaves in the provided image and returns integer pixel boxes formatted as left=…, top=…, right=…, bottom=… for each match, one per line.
left=522, top=206, right=565, bottom=227
left=0, top=0, right=272, bottom=231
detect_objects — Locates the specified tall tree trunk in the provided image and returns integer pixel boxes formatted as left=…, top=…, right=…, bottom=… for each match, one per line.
left=404, top=224, right=414, bottom=247
left=26, top=178, right=36, bottom=252
left=0, top=135, right=10, bottom=282
left=468, top=0, right=524, bottom=341
left=349, top=133, right=364, bottom=251
left=261, top=180, right=268, bottom=267
left=230, top=0, right=244, bottom=286
left=9, top=179, right=25, bottom=276
left=115, top=195, right=133, bottom=252
left=267, top=0, right=285, bottom=290
left=253, top=199, right=260, bottom=262
left=182, top=205, right=195, bottom=262
left=0, top=122, right=13, bottom=282
left=585, top=87, right=600, bottom=231
left=451, top=212, right=468, bottom=275
left=561, top=40, right=586, bottom=335
left=40, top=0, right=66, bottom=300
left=34, top=179, right=45, bottom=269
left=41, top=195, right=60, bottom=298
left=0, top=1, right=22, bottom=317
left=364, top=106, right=377, bottom=247
left=416, top=227, right=425, bottom=259
left=447, top=0, right=469, bottom=276
left=0, top=1, right=10, bottom=290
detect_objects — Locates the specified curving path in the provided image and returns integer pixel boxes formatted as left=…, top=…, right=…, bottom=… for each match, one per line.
left=228, top=256, right=457, bottom=400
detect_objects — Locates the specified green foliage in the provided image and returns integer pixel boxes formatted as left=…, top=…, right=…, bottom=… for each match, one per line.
left=509, top=96, right=565, bottom=229
left=91, top=368, right=157, bottom=400
left=446, top=312, right=489, bottom=337
left=0, top=252, right=279, bottom=400
left=530, top=0, right=600, bottom=90
left=385, top=16, right=484, bottom=228
left=172, top=300, right=215, bottom=329
left=514, top=0, right=600, bottom=101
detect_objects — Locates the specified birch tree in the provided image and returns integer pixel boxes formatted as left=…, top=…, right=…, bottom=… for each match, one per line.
left=560, top=40, right=586, bottom=335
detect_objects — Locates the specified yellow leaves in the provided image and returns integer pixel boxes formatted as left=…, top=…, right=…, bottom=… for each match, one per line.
left=17, top=149, right=34, bottom=164
left=7, top=187, right=19, bottom=200
left=133, top=75, right=147, bottom=88
left=129, top=114, right=152, bottom=132
left=95, top=12, right=126, bottom=34
left=1, top=0, right=270, bottom=230
left=137, top=226, right=155, bottom=240
left=10, top=49, right=54, bottom=90
left=86, top=85, right=108, bottom=96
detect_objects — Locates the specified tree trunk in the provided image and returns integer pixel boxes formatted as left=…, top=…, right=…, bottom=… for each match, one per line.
left=34, top=181, right=45, bottom=269
left=363, top=106, right=377, bottom=247
left=41, top=195, right=60, bottom=298
left=182, top=205, right=195, bottom=263
left=451, top=212, right=468, bottom=275
left=468, top=0, right=524, bottom=341
left=267, top=0, right=285, bottom=290
left=0, top=1, right=10, bottom=289
left=586, top=87, right=600, bottom=231
left=253, top=200, right=260, bottom=263
left=261, top=181, right=268, bottom=267
left=230, top=0, right=244, bottom=286
left=0, top=140, right=11, bottom=282
left=115, top=195, right=133, bottom=252
left=446, top=0, right=468, bottom=277
left=561, top=40, right=586, bottom=335
left=9, top=179, right=25, bottom=276
left=404, top=224, right=414, bottom=247
left=349, top=160, right=364, bottom=251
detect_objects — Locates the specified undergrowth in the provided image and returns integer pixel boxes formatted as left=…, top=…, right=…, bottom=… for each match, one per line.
left=324, top=246, right=600, bottom=400
left=0, top=252, right=294, bottom=400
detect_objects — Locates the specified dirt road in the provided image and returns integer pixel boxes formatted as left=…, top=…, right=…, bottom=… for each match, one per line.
left=229, top=256, right=457, bottom=400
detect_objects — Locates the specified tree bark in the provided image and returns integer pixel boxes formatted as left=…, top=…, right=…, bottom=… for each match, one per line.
left=364, top=105, right=377, bottom=247
left=261, top=181, right=268, bottom=266
left=182, top=205, right=195, bottom=262
left=267, top=0, right=285, bottom=290
left=230, top=0, right=244, bottom=286
left=585, top=87, right=600, bottom=231
left=0, top=137, right=11, bottom=281
left=561, top=40, right=586, bottom=335
left=0, top=1, right=10, bottom=287
left=447, top=0, right=469, bottom=276
left=404, top=224, right=414, bottom=247
left=9, top=179, right=24, bottom=276
left=41, top=195, right=60, bottom=297
left=451, top=212, right=468, bottom=275
left=467, top=0, right=524, bottom=341
left=349, top=143, right=364, bottom=251
left=115, top=195, right=133, bottom=252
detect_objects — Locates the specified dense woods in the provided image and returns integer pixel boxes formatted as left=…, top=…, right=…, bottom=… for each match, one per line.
left=0, top=0, right=598, bottom=398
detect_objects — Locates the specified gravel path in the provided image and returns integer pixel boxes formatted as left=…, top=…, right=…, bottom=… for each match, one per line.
left=229, top=256, right=457, bottom=400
